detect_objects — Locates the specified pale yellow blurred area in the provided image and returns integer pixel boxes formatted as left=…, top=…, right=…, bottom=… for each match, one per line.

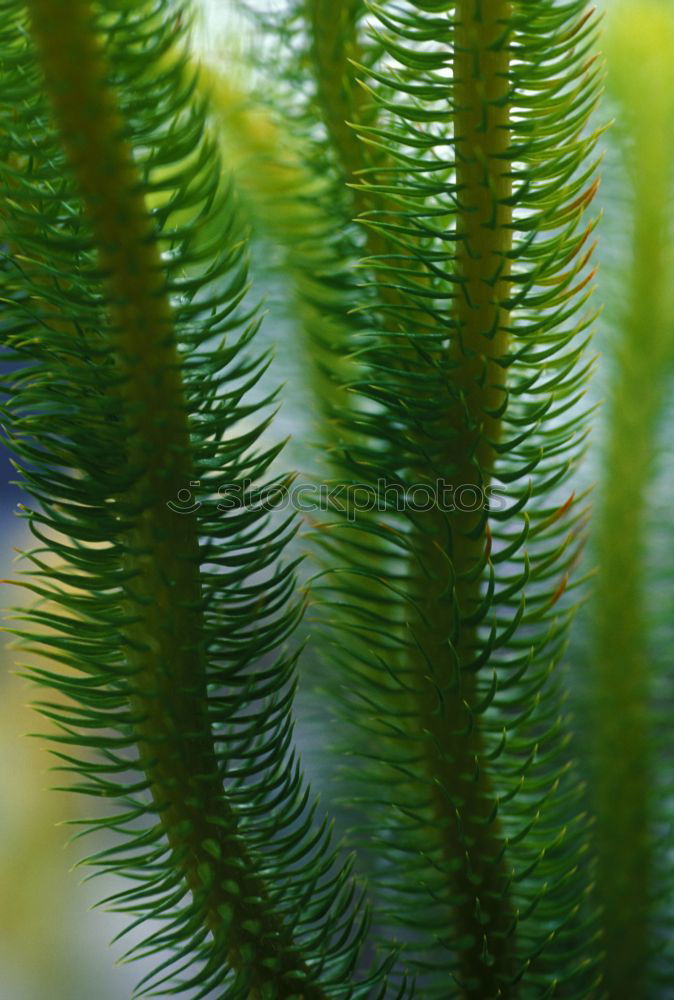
left=0, top=522, right=139, bottom=1000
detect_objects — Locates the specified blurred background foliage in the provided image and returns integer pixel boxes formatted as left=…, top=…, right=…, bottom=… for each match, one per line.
left=1, top=0, right=674, bottom=996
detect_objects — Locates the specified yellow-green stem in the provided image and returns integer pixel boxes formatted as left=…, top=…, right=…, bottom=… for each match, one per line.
left=593, top=162, right=667, bottom=1000
left=406, top=4, right=514, bottom=994
left=195, top=62, right=354, bottom=442
left=307, top=0, right=366, bottom=195
left=594, top=6, right=674, bottom=993
left=307, top=0, right=426, bottom=297
left=310, top=2, right=515, bottom=992
left=25, top=1, right=325, bottom=995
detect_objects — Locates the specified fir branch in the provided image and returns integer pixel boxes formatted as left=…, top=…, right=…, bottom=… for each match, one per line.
left=401, top=5, right=516, bottom=991
left=0, top=1, right=396, bottom=995
left=24, top=3, right=322, bottom=994
left=193, top=60, right=357, bottom=444
left=307, top=1, right=604, bottom=994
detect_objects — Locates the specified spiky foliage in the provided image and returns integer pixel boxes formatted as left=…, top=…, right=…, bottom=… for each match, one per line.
left=592, top=3, right=674, bottom=996
left=0, top=1, right=402, bottom=996
left=249, top=1, right=604, bottom=996
left=230, top=0, right=388, bottom=454
left=191, top=60, right=357, bottom=447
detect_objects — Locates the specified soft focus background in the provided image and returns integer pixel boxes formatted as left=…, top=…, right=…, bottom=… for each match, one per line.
left=1, top=0, right=673, bottom=996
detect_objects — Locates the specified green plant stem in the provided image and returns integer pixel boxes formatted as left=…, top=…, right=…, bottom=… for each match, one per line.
left=195, top=62, right=355, bottom=445
left=593, top=7, right=674, bottom=994
left=594, top=179, right=668, bottom=1000
left=310, top=3, right=516, bottom=992
left=306, top=0, right=363, bottom=189
left=25, top=1, right=325, bottom=995
left=406, top=3, right=515, bottom=994
left=593, top=248, right=655, bottom=999
left=307, top=0, right=426, bottom=299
